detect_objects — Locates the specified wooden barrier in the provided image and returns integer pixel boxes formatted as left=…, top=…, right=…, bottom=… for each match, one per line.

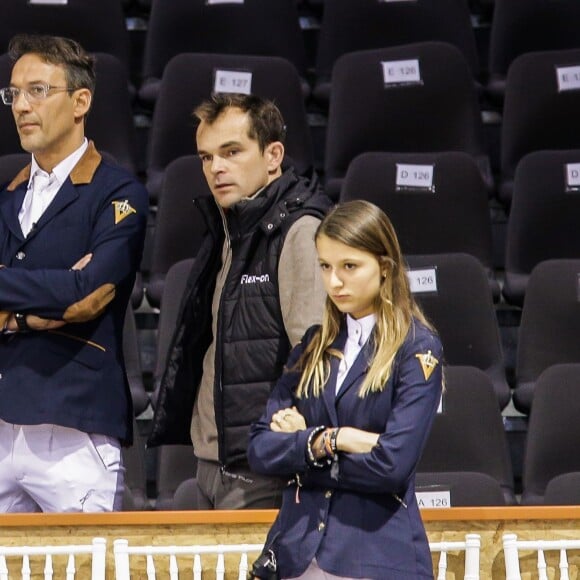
left=2, top=507, right=580, bottom=579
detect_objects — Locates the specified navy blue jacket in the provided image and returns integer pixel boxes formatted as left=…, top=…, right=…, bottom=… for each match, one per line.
left=0, top=143, right=148, bottom=443
left=248, top=319, right=443, bottom=579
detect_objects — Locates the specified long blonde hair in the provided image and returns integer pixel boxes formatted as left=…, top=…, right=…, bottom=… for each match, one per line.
left=295, top=200, right=433, bottom=398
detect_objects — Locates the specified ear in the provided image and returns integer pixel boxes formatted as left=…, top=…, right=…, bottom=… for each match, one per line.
left=265, top=141, right=284, bottom=174
left=72, top=88, right=92, bottom=121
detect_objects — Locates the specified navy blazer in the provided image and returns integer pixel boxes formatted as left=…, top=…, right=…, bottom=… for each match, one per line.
left=0, top=143, right=148, bottom=442
left=248, top=319, right=443, bottom=580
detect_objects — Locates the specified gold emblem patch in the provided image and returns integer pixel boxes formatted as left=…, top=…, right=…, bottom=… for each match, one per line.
left=415, top=350, right=439, bottom=381
left=112, top=200, right=136, bottom=224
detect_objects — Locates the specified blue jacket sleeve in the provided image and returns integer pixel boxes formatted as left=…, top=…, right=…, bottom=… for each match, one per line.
left=248, top=327, right=323, bottom=477
left=305, top=331, right=443, bottom=494
left=0, top=176, right=148, bottom=320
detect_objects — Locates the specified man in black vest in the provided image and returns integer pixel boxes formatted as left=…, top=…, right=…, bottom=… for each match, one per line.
left=149, top=94, right=331, bottom=508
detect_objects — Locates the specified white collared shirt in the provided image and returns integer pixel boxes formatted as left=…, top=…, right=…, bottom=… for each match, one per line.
left=18, top=138, right=89, bottom=229
left=335, top=312, right=377, bottom=394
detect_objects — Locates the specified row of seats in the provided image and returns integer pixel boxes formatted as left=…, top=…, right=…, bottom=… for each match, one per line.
left=0, top=43, right=580, bottom=210
left=143, top=174, right=580, bottom=412
left=4, top=0, right=579, bottom=108
left=3, top=41, right=580, bottom=207
left=148, top=363, right=580, bottom=511
left=121, top=256, right=580, bottom=509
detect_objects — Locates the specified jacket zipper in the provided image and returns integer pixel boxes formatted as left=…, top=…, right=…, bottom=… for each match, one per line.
left=216, top=205, right=231, bottom=467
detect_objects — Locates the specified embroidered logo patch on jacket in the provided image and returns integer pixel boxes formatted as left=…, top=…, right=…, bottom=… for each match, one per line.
left=415, top=350, right=439, bottom=380
left=112, top=200, right=136, bottom=224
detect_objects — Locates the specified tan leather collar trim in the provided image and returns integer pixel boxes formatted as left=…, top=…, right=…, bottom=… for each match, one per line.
left=6, top=141, right=102, bottom=191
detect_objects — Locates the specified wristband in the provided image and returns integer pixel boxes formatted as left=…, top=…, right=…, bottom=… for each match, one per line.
left=306, top=426, right=331, bottom=468
left=14, top=313, right=30, bottom=333
left=329, top=428, right=340, bottom=455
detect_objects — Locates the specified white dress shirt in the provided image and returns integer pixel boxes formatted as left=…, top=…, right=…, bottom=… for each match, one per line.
left=18, top=138, right=88, bottom=236
left=335, top=312, right=377, bottom=394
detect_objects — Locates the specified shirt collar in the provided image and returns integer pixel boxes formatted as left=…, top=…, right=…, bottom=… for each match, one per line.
left=345, top=312, right=377, bottom=347
left=28, top=138, right=89, bottom=189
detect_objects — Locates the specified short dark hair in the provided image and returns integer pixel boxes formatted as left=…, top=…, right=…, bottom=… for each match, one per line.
left=194, top=93, right=286, bottom=152
left=8, top=34, right=96, bottom=95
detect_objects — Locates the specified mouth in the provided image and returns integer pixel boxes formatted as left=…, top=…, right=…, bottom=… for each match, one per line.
left=214, top=183, right=234, bottom=191
left=17, top=122, right=39, bottom=132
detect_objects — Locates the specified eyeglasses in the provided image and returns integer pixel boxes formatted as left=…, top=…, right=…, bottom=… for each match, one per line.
left=0, top=83, right=74, bottom=105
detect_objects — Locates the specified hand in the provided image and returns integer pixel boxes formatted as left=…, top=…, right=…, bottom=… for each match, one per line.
left=335, top=427, right=379, bottom=454
left=270, top=406, right=307, bottom=433
left=25, top=315, right=66, bottom=330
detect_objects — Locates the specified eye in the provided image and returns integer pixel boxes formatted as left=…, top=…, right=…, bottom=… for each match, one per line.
left=28, top=84, right=46, bottom=98
left=344, top=263, right=357, bottom=270
left=319, top=263, right=330, bottom=271
left=227, top=148, right=240, bottom=157
left=199, top=154, right=212, bottom=163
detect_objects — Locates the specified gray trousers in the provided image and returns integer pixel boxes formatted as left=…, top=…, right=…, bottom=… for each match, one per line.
left=195, top=458, right=285, bottom=509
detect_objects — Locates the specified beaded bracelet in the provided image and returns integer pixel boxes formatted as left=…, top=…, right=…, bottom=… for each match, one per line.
left=329, top=427, right=340, bottom=455
left=306, top=425, right=331, bottom=468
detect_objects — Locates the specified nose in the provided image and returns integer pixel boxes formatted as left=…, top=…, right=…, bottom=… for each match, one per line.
left=12, top=91, right=31, bottom=113
left=210, top=155, right=225, bottom=174
left=329, top=269, right=343, bottom=289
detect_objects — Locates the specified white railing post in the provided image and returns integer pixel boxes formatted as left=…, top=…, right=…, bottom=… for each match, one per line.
left=238, top=552, right=248, bottom=580
left=92, top=537, right=106, bottom=580
left=503, top=534, right=522, bottom=580
left=560, top=548, right=570, bottom=580
left=113, top=539, right=131, bottom=580
left=436, top=550, right=447, bottom=580
left=537, top=548, right=547, bottom=580
left=464, top=533, right=481, bottom=580
left=146, top=554, right=156, bottom=580
left=44, top=553, right=53, bottom=580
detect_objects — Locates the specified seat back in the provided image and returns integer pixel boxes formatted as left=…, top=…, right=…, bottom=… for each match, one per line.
left=0, top=538, right=106, bottom=579
left=520, top=364, right=580, bottom=505
left=140, top=0, right=307, bottom=104
left=418, top=366, right=515, bottom=504
left=405, top=253, right=510, bottom=408
left=145, top=156, right=209, bottom=308
left=514, top=260, right=580, bottom=414
left=429, top=534, right=481, bottom=580
left=113, top=540, right=263, bottom=579
left=489, top=0, right=580, bottom=78
left=315, top=0, right=478, bottom=99
left=146, top=53, right=313, bottom=201
left=324, top=42, right=486, bottom=198
left=0, top=0, right=129, bottom=69
left=503, top=532, right=580, bottom=579
left=503, top=150, right=580, bottom=306
left=155, top=445, right=198, bottom=510
left=416, top=472, right=507, bottom=507
left=122, top=305, right=149, bottom=417
left=499, top=48, right=580, bottom=204
left=152, top=258, right=195, bottom=407
left=341, top=151, right=493, bottom=268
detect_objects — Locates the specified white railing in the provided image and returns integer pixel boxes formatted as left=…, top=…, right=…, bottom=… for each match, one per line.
left=429, top=533, right=481, bottom=580
left=503, top=532, right=580, bottom=580
left=0, top=537, right=106, bottom=580
left=113, top=540, right=264, bottom=580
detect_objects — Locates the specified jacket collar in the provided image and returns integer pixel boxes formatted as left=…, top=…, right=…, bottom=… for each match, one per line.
left=6, top=140, right=102, bottom=191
